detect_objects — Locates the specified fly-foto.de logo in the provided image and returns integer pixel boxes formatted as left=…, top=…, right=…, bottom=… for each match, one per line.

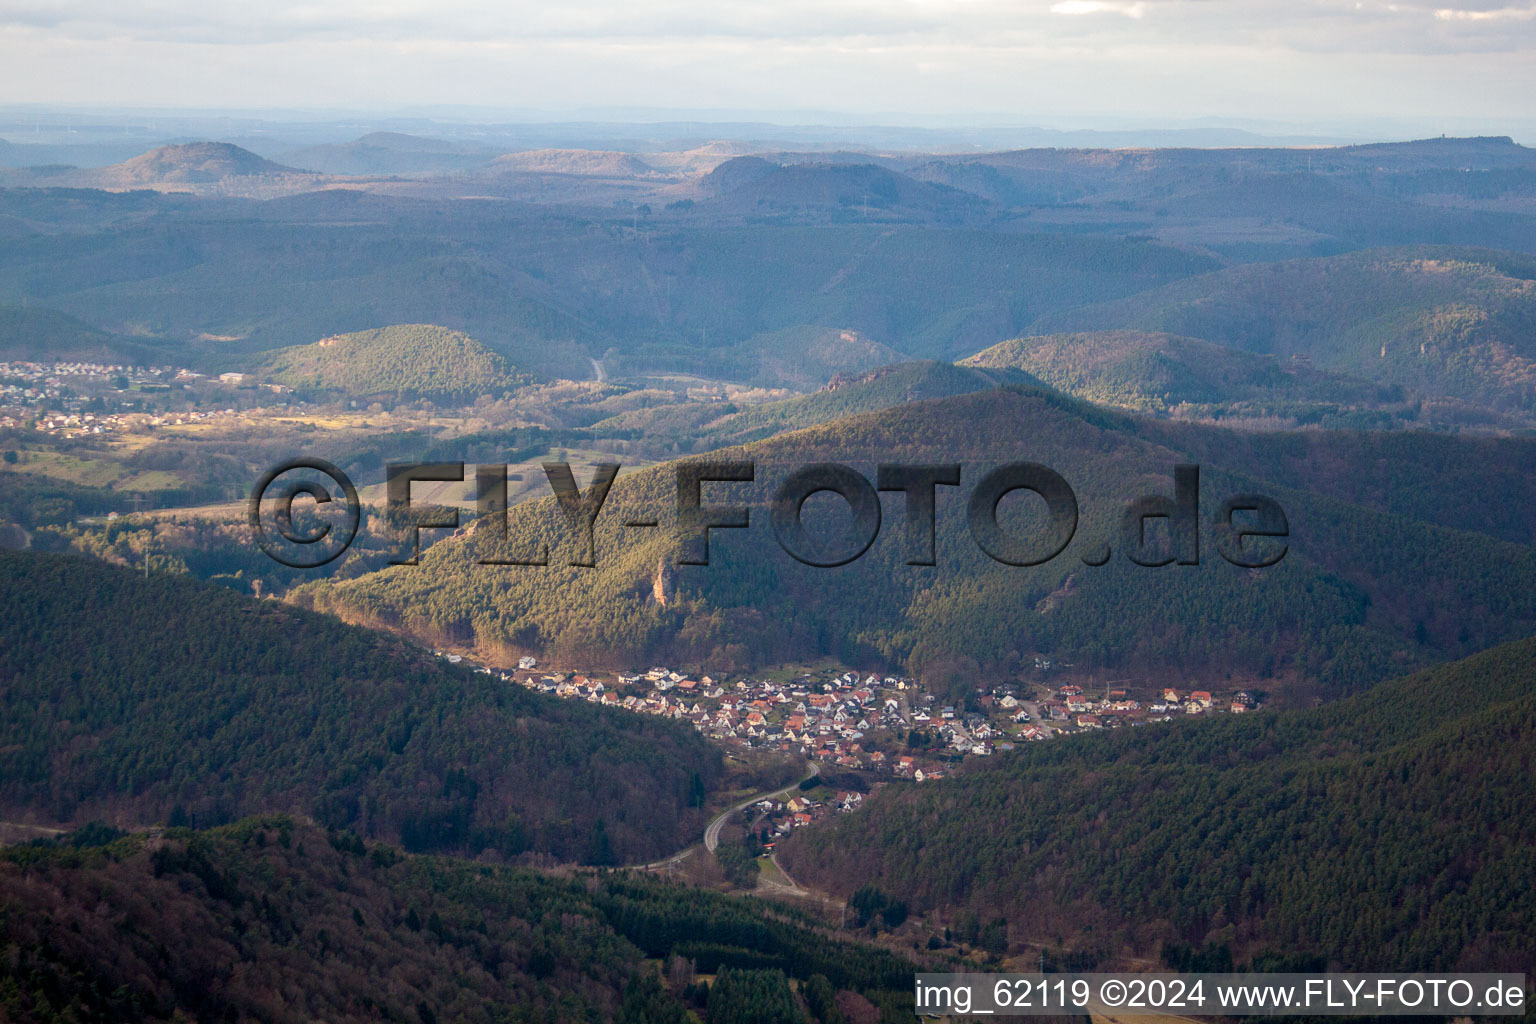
left=250, top=459, right=1288, bottom=572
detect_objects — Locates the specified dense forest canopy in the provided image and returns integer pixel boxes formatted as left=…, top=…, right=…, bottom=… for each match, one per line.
left=0, top=551, right=723, bottom=864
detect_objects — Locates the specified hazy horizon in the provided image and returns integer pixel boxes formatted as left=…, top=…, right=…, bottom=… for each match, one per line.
left=1, top=104, right=1534, bottom=156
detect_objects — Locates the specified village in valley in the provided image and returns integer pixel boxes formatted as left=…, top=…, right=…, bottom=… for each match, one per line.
left=0, top=360, right=280, bottom=434
left=441, top=650, right=1264, bottom=834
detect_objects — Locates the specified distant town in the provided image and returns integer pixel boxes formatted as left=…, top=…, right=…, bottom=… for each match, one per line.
left=0, top=360, right=282, bottom=433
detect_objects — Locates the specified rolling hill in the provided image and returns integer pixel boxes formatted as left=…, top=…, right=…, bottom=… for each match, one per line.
left=299, top=382, right=1536, bottom=698
left=254, top=323, right=528, bottom=398
left=0, top=550, right=723, bottom=864
left=1030, top=247, right=1536, bottom=414
left=779, top=634, right=1536, bottom=974
left=0, top=186, right=1221, bottom=377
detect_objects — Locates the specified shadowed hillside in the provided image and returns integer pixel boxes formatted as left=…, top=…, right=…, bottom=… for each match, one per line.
left=780, top=635, right=1536, bottom=974
left=0, top=306, right=183, bottom=363
left=0, top=817, right=920, bottom=1023
left=0, top=551, right=723, bottom=864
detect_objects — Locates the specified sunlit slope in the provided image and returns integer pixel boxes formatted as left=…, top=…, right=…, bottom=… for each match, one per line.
left=255, top=323, right=527, bottom=398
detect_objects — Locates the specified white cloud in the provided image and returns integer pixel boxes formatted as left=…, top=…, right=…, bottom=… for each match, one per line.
left=1049, top=1, right=1148, bottom=17
left=0, top=0, right=1532, bottom=118
left=1434, top=3, right=1536, bottom=17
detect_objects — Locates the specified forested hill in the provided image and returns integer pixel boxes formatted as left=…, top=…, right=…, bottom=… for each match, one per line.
left=0, top=551, right=722, bottom=864
left=255, top=323, right=527, bottom=398
left=303, top=382, right=1536, bottom=698
left=1131, top=420, right=1536, bottom=548
left=961, top=329, right=1391, bottom=416
left=779, top=634, right=1536, bottom=974
left=0, top=817, right=919, bottom=1023
left=1028, top=247, right=1536, bottom=414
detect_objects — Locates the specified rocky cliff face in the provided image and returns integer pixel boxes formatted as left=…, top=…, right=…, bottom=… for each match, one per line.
left=652, top=556, right=676, bottom=605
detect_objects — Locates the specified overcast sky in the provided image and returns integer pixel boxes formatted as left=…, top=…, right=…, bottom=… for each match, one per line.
left=1, top=0, right=1533, bottom=129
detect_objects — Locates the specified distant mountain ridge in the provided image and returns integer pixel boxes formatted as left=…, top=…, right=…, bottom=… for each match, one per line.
left=2, top=140, right=1535, bottom=392
left=930, top=135, right=1536, bottom=177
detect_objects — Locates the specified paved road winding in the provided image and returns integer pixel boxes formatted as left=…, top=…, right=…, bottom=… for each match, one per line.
left=631, top=761, right=819, bottom=870
left=706, top=760, right=818, bottom=853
